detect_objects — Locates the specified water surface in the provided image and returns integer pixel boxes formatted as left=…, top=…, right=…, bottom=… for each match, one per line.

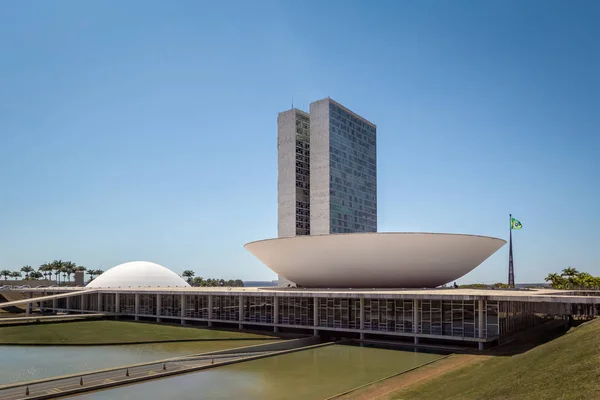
left=0, top=340, right=275, bottom=385
left=79, top=344, right=444, bottom=400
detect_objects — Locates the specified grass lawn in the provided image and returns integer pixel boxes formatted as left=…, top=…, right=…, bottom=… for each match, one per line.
left=394, top=319, right=600, bottom=400
left=0, top=320, right=278, bottom=345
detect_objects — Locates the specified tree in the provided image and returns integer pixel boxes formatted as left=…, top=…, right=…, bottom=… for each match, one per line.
left=39, top=263, right=53, bottom=280
left=10, top=271, right=21, bottom=280
left=1, top=270, right=11, bottom=281
left=51, top=260, right=63, bottom=284
left=205, top=278, right=218, bottom=287
left=20, top=265, right=34, bottom=279
left=192, top=276, right=244, bottom=287
left=182, top=270, right=195, bottom=285
left=192, top=277, right=205, bottom=287
left=562, top=267, right=579, bottom=277
left=60, top=265, right=68, bottom=283
left=29, top=271, right=43, bottom=280
left=561, top=267, right=580, bottom=289
left=87, top=269, right=96, bottom=281
left=492, top=282, right=511, bottom=289
left=63, top=261, right=77, bottom=282
left=546, top=268, right=600, bottom=290
left=545, top=273, right=565, bottom=289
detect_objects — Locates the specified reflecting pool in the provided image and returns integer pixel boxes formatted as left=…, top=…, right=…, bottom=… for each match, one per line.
left=0, top=340, right=276, bottom=385
left=79, top=344, right=444, bottom=400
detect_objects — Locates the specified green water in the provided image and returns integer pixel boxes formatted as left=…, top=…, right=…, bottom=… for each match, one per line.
left=0, top=340, right=276, bottom=385
left=79, top=344, right=444, bottom=400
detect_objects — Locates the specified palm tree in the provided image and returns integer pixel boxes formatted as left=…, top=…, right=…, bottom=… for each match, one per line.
left=51, top=260, right=63, bottom=284
left=87, top=269, right=95, bottom=281
left=545, top=273, right=564, bottom=289
left=10, top=271, right=21, bottom=280
left=21, top=265, right=34, bottom=280
left=182, top=270, right=195, bottom=285
left=562, top=267, right=580, bottom=289
left=63, top=261, right=77, bottom=282
left=582, top=274, right=597, bottom=289
left=95, top=269, right=104, bottom=276
left=60, top=266, right=68, bottom=283
left=29, top=271, right=43, bottom=280
left=1, top=270, right=11, bottom=281
left=39, top=263, right=52, bottom=280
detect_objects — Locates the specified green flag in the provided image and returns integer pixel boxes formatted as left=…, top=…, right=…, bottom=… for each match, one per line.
left=511, top=217, right=523, bottom=230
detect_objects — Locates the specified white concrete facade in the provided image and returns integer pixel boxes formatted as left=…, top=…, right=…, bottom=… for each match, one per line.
left=245, top=232, right=506, bottom=288
left=277, top=109, right=300, bottom=239
left=21, top=286, right=598, bottom=350
left=277, top=108, right=310, bottom=287
left=308, top=99, right=331, bottom=235
left=86, top=261, right=190, bottom=289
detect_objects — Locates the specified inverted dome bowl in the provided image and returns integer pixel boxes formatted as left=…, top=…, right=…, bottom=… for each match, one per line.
left=245, top=232, right=506, bottom=288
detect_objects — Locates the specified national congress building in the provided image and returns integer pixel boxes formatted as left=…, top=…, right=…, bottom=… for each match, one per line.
left=8, top=98, right=599, bottom=351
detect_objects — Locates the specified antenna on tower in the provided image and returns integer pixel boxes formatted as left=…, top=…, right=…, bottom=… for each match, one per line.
left=292, top=96, right=294, bottom=109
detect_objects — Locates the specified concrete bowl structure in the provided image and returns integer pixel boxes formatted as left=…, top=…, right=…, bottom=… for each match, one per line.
left=244, top=232, right=506, bottom=288
left=86, top=261, right=190, bottom=289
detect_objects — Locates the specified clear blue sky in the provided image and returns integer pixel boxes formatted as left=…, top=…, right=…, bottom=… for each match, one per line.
left=1, top=1, right=599, bottom=283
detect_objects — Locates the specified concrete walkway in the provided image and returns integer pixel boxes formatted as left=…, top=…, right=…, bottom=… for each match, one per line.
left=0, top=313, right=105, bottom=324
left=0, top=290, right=96, bottom=309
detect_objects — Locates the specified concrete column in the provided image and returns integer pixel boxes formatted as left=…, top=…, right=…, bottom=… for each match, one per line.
left=41, top=291, right=46, bottom=313
left=313, top=297, right=319, bottom=336
left=66, top=295, right=70, bottom=311
left=115, top=293, right=120, bottom=316
left=134, top=293, right=140, bottom=321
left=98, top=293, right=103, bottom=312
left=207, top=295, right=213, bottom=327
left=156, top=294, right=161, bottom=322
left=413, top=299, right=419, bottom=345
left=180, top=294, right=186, bottom=325
left=359, top=298, right=365, bottom=340
left=238, top=295, right=244, bottom=329
left=26, top=293, right=32, bottom=316
left=52, top=297, right=57, bottom=311
left=273, top=296, right=280, bottom=332
left=478, top=299, right=485, bottom=351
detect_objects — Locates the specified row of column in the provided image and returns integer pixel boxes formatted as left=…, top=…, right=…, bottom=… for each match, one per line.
left=84, top=294, right=487, bottom=349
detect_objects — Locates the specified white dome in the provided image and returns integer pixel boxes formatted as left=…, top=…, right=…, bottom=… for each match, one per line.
left=86, top=261, right=190, bottom=288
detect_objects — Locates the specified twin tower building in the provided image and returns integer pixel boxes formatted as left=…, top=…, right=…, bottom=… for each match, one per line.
left=277, top=97, right=378, bottom=285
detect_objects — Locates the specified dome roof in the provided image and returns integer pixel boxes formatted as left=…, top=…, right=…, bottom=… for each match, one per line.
left=245, top=232, right=506, bottom=288
left=86, top=261, right=190, bottom=289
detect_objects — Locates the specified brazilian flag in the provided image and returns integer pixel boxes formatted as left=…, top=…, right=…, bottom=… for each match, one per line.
left=511, top=217, right=523, bottom=230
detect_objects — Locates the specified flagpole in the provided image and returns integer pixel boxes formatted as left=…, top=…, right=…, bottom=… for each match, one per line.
left=508, top=213, right=514, bottom=288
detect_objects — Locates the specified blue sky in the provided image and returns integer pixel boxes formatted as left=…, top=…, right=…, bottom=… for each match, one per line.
left=1, top=1, right=598, bottom=283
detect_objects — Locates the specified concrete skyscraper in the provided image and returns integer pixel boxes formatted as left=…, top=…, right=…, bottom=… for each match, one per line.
left=308, top=98, right=377, bottom=235
left=277, top=108, right=311, bottom=238
left=277, top=97, right=377, bottom=285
